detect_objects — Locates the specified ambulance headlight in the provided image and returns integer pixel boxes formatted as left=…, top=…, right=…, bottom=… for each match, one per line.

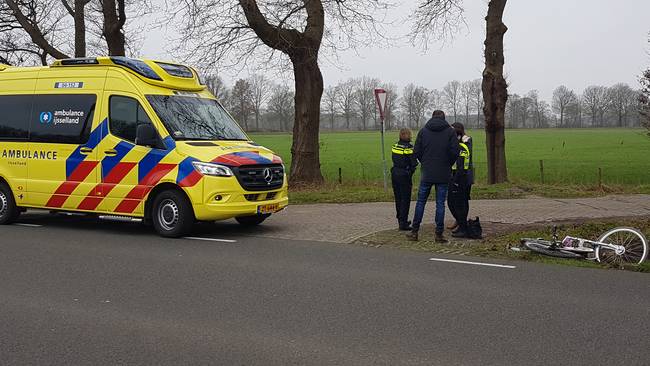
left=192, top=162, right=233, bottom=177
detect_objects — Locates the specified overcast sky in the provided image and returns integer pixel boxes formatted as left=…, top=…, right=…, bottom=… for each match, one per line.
left=140, top=0, right=650, bottom=101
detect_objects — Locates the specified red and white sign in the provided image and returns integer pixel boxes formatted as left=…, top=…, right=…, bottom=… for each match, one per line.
left=374, top=88, right=387, bottom=120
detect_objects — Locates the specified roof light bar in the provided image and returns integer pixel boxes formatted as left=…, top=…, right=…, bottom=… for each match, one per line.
left=110, top=56, right=162, bottom=81
left=60, top=58, right=99, bottom=65
left=156, top=62, right=194, bottom=78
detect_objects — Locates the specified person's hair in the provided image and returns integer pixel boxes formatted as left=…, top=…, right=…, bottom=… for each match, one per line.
left=399, top=128, right=412, bottom=141
left=451, top=122, right=465, bottom=135
left=432, top=110, right=446, bottom=119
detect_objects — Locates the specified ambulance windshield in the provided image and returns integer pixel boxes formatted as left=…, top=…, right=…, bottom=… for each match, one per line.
left=146, top=95, right=248, bottom=141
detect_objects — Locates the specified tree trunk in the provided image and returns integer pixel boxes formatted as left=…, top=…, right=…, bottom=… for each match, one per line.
left=289, top=55, right=324, bottom=185
left=102, top=0, right=126, bottom=56
left=482, top=0, right=508, bottom=184
left=74, top=0, right=87, bottom=57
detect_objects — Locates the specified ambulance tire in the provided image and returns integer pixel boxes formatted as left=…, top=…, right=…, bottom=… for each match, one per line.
left=0, top=183, right=20, bottom=225
left=151, top=190, right=194, bottom=238
left=235, top=214, right=270, bottom=226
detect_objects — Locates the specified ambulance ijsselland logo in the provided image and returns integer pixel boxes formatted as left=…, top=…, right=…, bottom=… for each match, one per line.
left=39, top=111, right=53, bottom=124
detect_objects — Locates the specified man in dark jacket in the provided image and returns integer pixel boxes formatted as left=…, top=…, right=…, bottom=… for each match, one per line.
left=391, top=128, right=418, bottom=230
left=406, top=110, right=460, bottom=242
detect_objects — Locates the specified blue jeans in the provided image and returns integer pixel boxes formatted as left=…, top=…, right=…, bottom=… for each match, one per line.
left=411, top=182, right=448, bottom=234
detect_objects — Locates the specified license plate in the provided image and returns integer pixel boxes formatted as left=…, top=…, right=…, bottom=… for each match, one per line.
left=257, top=203, right=280, bottom=214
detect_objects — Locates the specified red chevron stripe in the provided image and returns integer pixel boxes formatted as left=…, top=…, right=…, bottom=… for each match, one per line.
left=46, top=161, right=98, bottom=208
left=76, top=162, right=137, bottom=211
left=114, top=163, right=176, bottom=214
left=178, top=170, right=202, bottom=188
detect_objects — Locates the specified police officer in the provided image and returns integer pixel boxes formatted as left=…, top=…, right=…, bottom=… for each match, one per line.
left=391, top=128, right=418, bottom=230
left=448, top=122, right=472, bottom=238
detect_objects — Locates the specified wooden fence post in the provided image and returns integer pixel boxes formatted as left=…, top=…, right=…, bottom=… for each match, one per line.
left=338, top=167, right=342, bottom=184
left=539, top=160, right=545, bottom=184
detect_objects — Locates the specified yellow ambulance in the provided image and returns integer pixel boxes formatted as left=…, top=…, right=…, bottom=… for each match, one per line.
left=0, top=57, right=288, bottom=237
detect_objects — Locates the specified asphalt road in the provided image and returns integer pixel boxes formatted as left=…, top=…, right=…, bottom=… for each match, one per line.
left=1, top=212, right=649, bottom=366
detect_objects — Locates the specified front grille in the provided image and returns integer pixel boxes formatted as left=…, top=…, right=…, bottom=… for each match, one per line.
left=233, top=164, right=284, bottom=191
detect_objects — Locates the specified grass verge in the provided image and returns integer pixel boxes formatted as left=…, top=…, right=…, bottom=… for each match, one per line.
left=288, top=181, right=650, bottom=204
left=354, top=218, right=650, bottom=272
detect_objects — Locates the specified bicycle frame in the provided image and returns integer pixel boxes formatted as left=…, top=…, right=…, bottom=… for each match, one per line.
left=561, top=236, right=626, bottom=256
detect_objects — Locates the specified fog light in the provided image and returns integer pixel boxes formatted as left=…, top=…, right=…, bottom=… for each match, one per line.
left=215, top=195, right=223, bottom=201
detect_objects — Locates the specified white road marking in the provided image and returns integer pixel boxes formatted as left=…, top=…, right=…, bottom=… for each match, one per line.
left=184, top=237, right=237, bottom=243
left=13, top=223, right=42, bottom=227
left=429, top=257, right=516, bottom=269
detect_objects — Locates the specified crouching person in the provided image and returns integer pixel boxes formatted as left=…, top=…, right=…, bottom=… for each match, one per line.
left=391, top=128, right=418, bottom=230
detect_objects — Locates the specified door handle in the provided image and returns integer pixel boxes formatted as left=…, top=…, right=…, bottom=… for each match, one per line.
left=79, top=147, right=93, bottom=155
left=104, top=149, right=118, bottom=156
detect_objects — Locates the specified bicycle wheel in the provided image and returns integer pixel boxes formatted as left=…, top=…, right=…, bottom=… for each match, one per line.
left=596, top=227, right=648, bottom=266
left=522, top=239, right=583, bottom=259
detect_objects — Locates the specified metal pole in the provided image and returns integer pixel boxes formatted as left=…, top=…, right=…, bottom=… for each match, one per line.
left=380, top=116, right=388, bottom=191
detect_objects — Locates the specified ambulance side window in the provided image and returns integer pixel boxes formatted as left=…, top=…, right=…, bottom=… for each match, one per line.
left=0, top=95, right=31, bottom=140
left=30, top=94, right=96, bottom=144
left=109, top=96, right=152, bottom=143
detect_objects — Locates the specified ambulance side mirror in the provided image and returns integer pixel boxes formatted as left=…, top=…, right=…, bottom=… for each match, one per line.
left=135, top=123, right=162, bottom=148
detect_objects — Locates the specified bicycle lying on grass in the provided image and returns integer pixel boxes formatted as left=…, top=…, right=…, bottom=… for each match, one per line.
left=519, top=226, right=648, bottom=266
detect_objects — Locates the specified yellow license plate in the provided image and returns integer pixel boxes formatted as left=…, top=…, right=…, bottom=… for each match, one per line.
left=257, top=203, right=280, bottom=214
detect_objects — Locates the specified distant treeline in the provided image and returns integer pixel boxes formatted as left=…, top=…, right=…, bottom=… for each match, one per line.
left=205, top=74, right=643, bottom=132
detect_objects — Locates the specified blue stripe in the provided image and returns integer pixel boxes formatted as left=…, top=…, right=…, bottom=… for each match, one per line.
left=102, top=141, right=135, bottom=179
left=232, top=151, right=272, bottom=164
left=66, top=119, right=109, bottom=178
left=163, top=136, right=176, bottom=150
left=138, top=148, right=171, bottom=183
left=176, top=157, right=198, bottom=184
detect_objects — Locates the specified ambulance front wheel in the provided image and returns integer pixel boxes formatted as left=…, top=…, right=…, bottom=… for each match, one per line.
left=151, top=190, right=194, bottom=238
left=0, top=183, right=20, bottom=225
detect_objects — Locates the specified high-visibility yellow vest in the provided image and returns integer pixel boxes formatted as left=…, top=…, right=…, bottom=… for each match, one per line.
left=452, top=142, right=470, bottom=171
left=391, top=143, right=414, bottom=155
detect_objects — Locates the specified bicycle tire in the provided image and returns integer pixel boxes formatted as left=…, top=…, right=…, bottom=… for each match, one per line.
left=596, top=227, right=648, bottom=266
left=522, top=239, right=583, bottom=259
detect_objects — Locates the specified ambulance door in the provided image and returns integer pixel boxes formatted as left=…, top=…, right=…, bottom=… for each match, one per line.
left=28, top=93, right=100, bottom=210
left=97, top=93, right=171, bottom=216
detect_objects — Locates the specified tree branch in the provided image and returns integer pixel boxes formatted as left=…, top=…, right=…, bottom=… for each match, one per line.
left=4, top=0, right=69, bottom=59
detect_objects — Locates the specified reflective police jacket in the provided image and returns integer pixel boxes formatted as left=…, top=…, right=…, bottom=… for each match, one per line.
left=391, top=140, right=418, bottom=176
left=451, top=140, right=471, bottom=184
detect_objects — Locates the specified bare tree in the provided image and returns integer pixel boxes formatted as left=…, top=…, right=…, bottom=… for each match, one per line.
left=173, top=0, right=391, bottom=185
left=1, top=0, right=143, bottom=65
left=552, top=85, right=577, bottom=128
left=382, top=82, right=399, bottom=130
left=410, top=0, right=465, bottom=49
left=230, top=78, right=254, bottom=131
left=640, top=61, right=650, bottom=133
left=401, top=83, right=430, bottom=128
left=354, top=76, right=379, bottom=130
left=608, top=83, right=637, bottom=127
left=482, top=0, right=508, bottom=184
left=429, top=88, right=443, bottom=111
left=248, top=74, right=272, bottom=131
left=268, top=84, right=294, bottom=132
left=582, top=85, right=610, bottom=127
left=204, top=74, right=229, bottom=101
left=460, top=80, right=474, bottom=124
left=322, top=86, right=338, bottom=130
left=1, top=0, right=70, bottom=63
left=442, top=80, right=461, bottom=122
left=471, top=78, right=483, bottom=128
left=336, top=79, right=357, bottom=130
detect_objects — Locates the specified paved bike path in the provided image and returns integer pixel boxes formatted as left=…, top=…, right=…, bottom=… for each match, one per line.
left=251, top=195, right=650, bottom=243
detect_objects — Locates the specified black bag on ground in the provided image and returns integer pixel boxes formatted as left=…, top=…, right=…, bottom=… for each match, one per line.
left=467, top=217, right=483, bottom=239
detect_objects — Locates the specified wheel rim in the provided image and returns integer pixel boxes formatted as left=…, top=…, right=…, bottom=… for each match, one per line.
left=0, top=191, right=7, bottom=218
left=597, top=228, right=648, bottom=265
left=157, top=199, right=179, bottom=231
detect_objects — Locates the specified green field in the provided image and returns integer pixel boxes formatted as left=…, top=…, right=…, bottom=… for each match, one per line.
left=251, top=129, right=650, bottom=202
